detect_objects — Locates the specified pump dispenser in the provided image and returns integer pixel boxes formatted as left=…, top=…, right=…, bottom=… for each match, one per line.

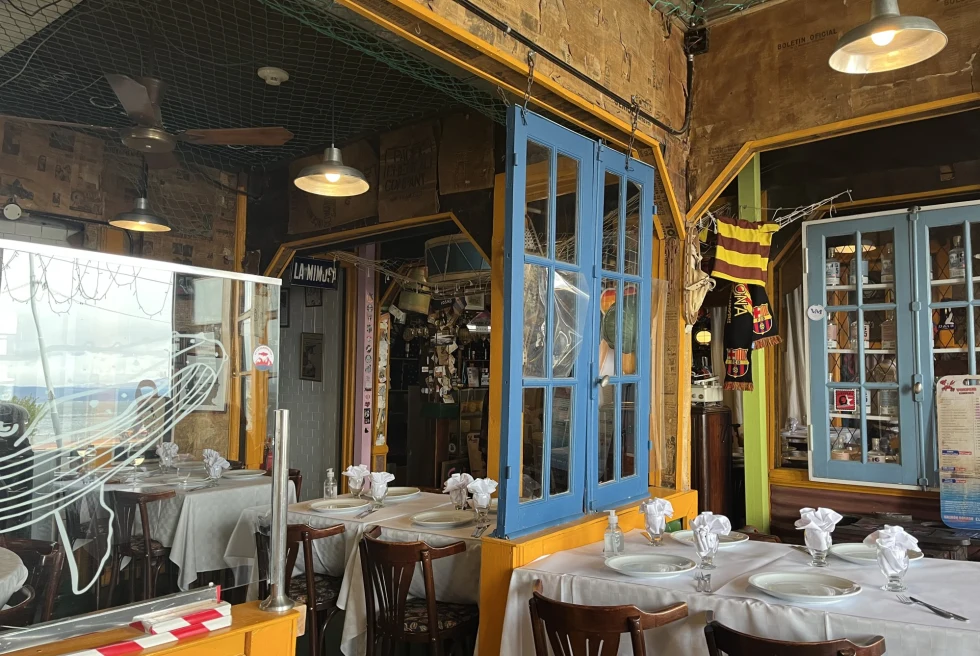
left=602, top=510, right=625, bottom=558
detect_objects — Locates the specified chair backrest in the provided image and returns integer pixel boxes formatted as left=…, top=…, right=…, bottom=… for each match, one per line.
left=0, top=586, right=37, bottom=630
left=289, top=469, right=303, bottom=498
left=359, top=526, right=467, bottom=646
left=254, top=529, right=271, bottom=600
left=110, top=490, right=176, bottom=555
left=528, top=580, right=688, bottom=656
left=284, top=523, right=345, bottom=607
left=704, top=617, right=885, bottom=656
left=0, top=537, right=64, bottom=624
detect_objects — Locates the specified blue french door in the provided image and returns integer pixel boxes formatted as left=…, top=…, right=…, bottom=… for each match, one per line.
left=805, top=213, right=920, bottom=486
left=500, top=107, right=596, bottom=535
left=914, top=203, right=980, bottom=488
left=589, top=146, right=654, bottom=510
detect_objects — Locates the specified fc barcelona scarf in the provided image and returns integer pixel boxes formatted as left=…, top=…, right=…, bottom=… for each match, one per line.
left=712, top=216, right=780, bottom=287
left=724, top=283, right=780, bottom=391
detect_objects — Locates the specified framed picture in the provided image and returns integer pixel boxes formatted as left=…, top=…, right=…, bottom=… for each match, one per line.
left=280, top=288, right=290, bottom=328
left=439, top=457, right=469, bottom=482
left=299, top=332, right=324, bottom=382
left=305, top=287, right=323, bottom=308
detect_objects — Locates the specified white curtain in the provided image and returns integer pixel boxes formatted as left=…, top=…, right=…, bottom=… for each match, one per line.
left=710, top=306, right=743, bottom=429
left=784, top=285, right=807, bottom=425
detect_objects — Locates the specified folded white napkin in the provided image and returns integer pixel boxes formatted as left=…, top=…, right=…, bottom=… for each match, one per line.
left=342, top=465, right=370, bottom=489
left=795, top=507, right=843, bottom=551
left=369, top=471, right=395, bottom=497
left=864, top=524, right=919, bottom=577
left=156, top=442, right=178, bottom=461
left=443, top=472, right=474, bottom=492
left=640, top=498, right=674, bottom=532
left=467, top=478, right=498, bottom=508
left=692, top=511, right=731, bottom=555
left=201, top=449, right=229, bottom=479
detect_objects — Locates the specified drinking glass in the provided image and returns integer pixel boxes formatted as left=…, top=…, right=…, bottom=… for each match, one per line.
left=131, top=456, right=145, bottom=490
left=695, top=531, right=719, bottom=570
left=805, top=529, right=829, bottom=567
left=349, top=476, right=365, bottom=498
left=371, top=484, right=389, bottom=509
left=449, top=488, right=468, bottom=511
left=876, top=545, right=909, bottom=592
left=644, top=515, right=665, bottom=546
left=473, top=494, right=491, bottom=529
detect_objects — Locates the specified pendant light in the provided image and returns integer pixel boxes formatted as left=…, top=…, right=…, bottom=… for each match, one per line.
left=109, top=197, right=171, bottom=232
left=829, top=0, right=947, bottom=74
left=293, top=95, right=369, bottom=197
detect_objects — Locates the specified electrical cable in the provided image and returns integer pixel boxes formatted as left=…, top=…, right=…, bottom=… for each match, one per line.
left=449, top=0, right=693, bottom=136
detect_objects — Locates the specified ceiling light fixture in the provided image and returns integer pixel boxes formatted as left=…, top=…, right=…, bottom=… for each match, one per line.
left=109, top=197, right=170, bottom=232
left=293, top=95, right=369, bottom=197
left=829, top=0, right=947, bottom=74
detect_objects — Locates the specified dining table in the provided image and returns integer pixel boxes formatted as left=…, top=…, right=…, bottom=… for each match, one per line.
left=0, top=546, right=28, bottom=608
left=499, top=528, right=980, bottom=656
left=224, top=490, right=485, bottom=656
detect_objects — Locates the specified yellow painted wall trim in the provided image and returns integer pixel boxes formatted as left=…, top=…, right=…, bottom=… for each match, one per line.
left=687, top=92, right=980, bottom=226
left=235, top=174, right=248, bottom=273
left=478, top=488, right=698, bottom=656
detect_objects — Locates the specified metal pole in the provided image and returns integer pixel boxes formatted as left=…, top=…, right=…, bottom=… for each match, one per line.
left=259, top=409, right=295, bottom=613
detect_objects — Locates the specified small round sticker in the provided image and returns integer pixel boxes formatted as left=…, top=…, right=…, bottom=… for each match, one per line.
left=807, top=304, right=826, bottom=321
left=252, top=345, right=275, bottom=371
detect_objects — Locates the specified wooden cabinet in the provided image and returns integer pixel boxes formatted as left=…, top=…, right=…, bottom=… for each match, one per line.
left=691, top=404, right=733, bottom=517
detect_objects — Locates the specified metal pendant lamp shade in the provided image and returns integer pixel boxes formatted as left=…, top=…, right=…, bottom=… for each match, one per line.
left=293, top=146, right=370, bottom=197
left=829, top=0, right=947, bottom=74
left=109, top=197, right=171, bottom=232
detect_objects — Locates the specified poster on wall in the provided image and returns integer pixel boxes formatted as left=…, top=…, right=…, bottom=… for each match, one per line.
left=438, top=112, right=494, bottom=195
left=936, top=375, right=980, bottom=530
left=378, top=121, right=439, bottom=223
left=299, top=332, right=324, bottom=382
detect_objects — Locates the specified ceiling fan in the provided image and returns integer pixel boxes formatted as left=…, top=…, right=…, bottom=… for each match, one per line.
left=0, top=74, right=294, bottom=168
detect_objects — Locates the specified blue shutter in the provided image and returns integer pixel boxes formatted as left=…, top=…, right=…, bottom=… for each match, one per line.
left=499, top=106, right=597, bottom=537
left=589, top=145, right=654, bottom=510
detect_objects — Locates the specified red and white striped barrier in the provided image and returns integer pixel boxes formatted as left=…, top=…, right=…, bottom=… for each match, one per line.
left=62, top=601, right=232, bottom=656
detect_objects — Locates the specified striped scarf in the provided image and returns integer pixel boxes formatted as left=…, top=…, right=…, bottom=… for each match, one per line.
left=712, top=216, right=780, bottom=286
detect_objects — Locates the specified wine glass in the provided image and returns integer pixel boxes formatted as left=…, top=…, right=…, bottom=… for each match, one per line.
left=694, top=530, right=719, bottom=570
left=876, top=545, right=909, bottom=592
left=131, top=455, right=145, bottom=490
left=370, top=483, right=388, bottom=509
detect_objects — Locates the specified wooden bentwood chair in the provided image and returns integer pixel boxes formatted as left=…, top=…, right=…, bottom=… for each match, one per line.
left=0, top=537, right=65, bottom=624
left=704, top=613, right=886, bottom=656
left=107, top=489, right=176, bottom=605
left=0, top=586, right=37, bottom=630
left=528, top=579, right=689, bottom=655
left=285, top=523, right=345, bottom=656
left=359, top=526, right=479, bottom=655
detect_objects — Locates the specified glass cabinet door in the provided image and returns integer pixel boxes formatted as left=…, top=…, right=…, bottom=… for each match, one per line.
left=915, top=203, right=980, bottom=488
left=806, top=213, right=920, bottom=486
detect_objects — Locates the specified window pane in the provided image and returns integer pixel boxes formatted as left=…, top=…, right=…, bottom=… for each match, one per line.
left=555, top=155, right=579, bottom=265
left=862, top=229, right=895, bottom=303
left=827, top=310, right=860, bottom=384
left=625, top=181, right=641, bottom=276
left=829, top=405, right=862, bottom=463
left=621, top=382, right=636, bottom=478
left=933, top=306, right=970, bottom=377
left=598, top=384, right=614, bottom=483
left=523, top=263, right=548, bottom=378
left=825, top=234, right=859, bottom=306
left=550, top=387, right=572, bottom=496
left=525, top=141, right=551, bottom=258
left=622, top=283, right=639, bottom=376
left=601, top=172, right=621, bottom=272
left=521, top=388, right=545, bottom=502
left=240, top=318, right=252, bottom=372
left=929, top=223, right=967, bottom=301
left=599, top=278, right=619, bottom=376
left=553, top=269, right=586, bottom=378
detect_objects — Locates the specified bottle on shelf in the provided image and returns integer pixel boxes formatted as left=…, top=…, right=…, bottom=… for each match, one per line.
left=869, top=354, right=898, bottom=418
left=950, top=235, right=967, bottom=279
left=826, top=247, right=841, bottom=286
left=323, top=468, right=337, bottom=498
left=868, top=437, right=887, bottom=464
left=602, top=510, right=625, bottom=558
left=880, top=243, right=894, bottom=284
left=880, top=316, right=896, bottom=350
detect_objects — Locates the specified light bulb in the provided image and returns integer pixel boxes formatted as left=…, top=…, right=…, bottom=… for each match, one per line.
left=138, top=220, right=147, bottom=225
left=871, top=30, right=896, bottom=46
left=325, top=172, right=341, bottom=183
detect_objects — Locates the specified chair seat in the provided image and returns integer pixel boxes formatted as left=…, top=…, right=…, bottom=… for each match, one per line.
left=403, top=598, right=479, bottom=634
left=288, top=573, right=341, bottom=607
left=119, top=539, right=168, bottom=557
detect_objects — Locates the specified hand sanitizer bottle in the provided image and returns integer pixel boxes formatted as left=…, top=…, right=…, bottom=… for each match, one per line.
left=602, top=510, right=625, bottom=558
left=323, top=468, right=337, bottom=499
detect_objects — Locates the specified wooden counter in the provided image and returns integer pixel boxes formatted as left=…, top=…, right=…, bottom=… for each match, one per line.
left=9, top=602, right=300, bottom=656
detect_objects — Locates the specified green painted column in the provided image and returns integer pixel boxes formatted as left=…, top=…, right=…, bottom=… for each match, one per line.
left=738, top=154, right=771, bottom=532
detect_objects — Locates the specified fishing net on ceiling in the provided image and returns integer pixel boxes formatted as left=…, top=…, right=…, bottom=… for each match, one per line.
left=0, top=0, right=504, bottom=237
left=651, top=0, right=773, bottom=23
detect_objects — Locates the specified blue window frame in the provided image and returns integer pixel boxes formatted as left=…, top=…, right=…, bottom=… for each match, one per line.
left=499, top=106, right=655, bottom=537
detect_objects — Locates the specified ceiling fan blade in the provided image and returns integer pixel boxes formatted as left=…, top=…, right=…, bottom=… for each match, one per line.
left=143, top=151, right=179, bottom=169
left=177, top=127, right=293, bottom=146
left=0, top=115, right=117, bottom=132
left=105, top=74, right=160, bottom=126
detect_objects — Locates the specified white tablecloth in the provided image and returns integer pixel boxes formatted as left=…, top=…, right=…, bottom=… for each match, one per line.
left=223, top=492, right=483, bottom=656
left=0, top=547, right=28, bottom=608
left=500, top=530, right=980, bottom=656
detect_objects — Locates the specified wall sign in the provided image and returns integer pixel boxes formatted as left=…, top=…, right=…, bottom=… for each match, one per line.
left=252, top=345, right=274, bottom=371
left=833, top=389, right=856, bottom=413
left=937, top=375, right=980, bottom=530
left=290, top=256, right=337, bottom=290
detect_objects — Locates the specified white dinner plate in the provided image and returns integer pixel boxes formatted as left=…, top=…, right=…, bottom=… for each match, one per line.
left=309, top=498, right=371, bottom=514
left=605, top=554, right=696, bottom=579
left=386, top=487, right=422, bottom=501
left=412, top=510, right=474, bottom=529
left=222, top=469, right=267, bottom=480
left=829, top=543, right=924, bottom=565
left=749, top=572, right=862, bottom=604
left=669, top=530, right=749, bottom=548
left=151, top=474, right=207, bottom=485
